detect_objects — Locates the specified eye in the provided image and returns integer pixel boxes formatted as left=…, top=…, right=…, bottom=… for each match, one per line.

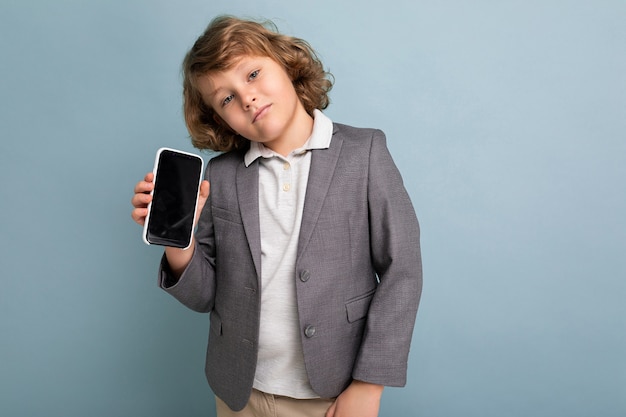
left=249, top=70, right=260, bottom=80
left=222, top=94, right=234, bottom=106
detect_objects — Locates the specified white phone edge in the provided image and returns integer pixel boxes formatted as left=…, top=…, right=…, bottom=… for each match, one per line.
left=142, top=147, right=204, bottom=250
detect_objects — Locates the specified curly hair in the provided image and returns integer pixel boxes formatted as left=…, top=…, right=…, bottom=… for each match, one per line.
left=182, top=16, right=334, bottom=152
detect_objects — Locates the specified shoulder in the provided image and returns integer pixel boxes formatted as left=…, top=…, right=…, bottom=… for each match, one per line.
left=332, top=122, right=385, bottom=143
left=204, top=149, right=247, bottom=180
left=206, top=149, right=245, bottom=167
left=330, top=122, right=402, bottom=180
left=332, top=122, right=389, bottom=158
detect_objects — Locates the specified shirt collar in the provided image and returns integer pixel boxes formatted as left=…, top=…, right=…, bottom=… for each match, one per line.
left=244, top=109, right=333, bottom=166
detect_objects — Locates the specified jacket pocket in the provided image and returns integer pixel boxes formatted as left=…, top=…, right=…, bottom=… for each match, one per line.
left=345, top=289, right=376, bottom=323
left=212, top=205, right=242, bottom=225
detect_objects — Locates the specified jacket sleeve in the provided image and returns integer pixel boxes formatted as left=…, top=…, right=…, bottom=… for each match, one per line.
left=157, top=160, right=217, bottom=313
left=351, top=130, right=423, bottom=386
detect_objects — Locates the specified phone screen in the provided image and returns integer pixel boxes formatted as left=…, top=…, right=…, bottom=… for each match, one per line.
left=144, top=148, right=203, bottom=249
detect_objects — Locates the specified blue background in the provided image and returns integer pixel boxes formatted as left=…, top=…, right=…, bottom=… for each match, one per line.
left=1, top=1, right=624, bottom=416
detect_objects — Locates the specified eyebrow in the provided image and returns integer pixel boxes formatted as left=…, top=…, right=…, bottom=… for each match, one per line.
left=201, top=79, right=225, bottom=104
left=207, top=87, right=221, bottom=100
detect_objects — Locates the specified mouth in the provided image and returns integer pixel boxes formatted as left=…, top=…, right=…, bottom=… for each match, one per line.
left=252, top=104, right=271, bottom=123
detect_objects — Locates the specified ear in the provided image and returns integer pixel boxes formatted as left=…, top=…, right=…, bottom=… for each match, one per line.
left=212, top=112, right=226, bottom=127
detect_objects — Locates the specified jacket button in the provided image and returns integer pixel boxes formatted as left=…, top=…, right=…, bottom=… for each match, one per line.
left=304, top=325, right=316, bottom=338
left=299, top=270, right=311, bottom=282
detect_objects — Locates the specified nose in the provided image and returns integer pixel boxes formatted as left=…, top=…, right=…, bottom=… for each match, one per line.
left=245, top=97, right=256, bottom=109
left=243, top=95, right=256, bottom=109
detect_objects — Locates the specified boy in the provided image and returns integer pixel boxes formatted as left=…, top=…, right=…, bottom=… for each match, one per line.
left=132, top=15, right=422, bottom=417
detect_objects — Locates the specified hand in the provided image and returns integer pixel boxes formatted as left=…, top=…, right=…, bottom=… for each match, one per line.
left=325, top=380, right=383, bottom=417
left=131, top=172, right=210, bottom=227
left=132, top=172, right=210, bottom=277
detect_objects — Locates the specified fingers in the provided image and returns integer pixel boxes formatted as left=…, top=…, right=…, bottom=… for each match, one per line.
left=131, top=190, right=152, bottom=206
left=131, top=207, right=149, bottom=226
left=131, top=172, right=154, bottom=225
left=133, top=174, right=154, bottom=195
left=325, top=401, right=336, bottom=417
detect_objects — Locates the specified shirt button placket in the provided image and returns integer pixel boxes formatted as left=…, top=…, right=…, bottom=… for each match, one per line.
left=282, top=160, right=291, bottom=192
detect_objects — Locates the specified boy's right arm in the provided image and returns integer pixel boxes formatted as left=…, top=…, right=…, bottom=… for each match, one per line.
left=131, top=172, right=211, bottom=279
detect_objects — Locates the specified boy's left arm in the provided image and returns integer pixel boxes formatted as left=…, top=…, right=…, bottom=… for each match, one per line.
left=352, top=130, right=423, bottom=387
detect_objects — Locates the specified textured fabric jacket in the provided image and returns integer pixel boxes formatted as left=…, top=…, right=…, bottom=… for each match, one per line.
left=159, top=123, right=422, bottom=411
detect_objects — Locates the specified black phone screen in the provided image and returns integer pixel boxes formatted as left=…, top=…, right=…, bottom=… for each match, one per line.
left=145, top=149, right=203, bottom=248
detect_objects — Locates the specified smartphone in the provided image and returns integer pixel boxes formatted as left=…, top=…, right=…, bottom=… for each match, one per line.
left=143, top=147, right=204, bottom=249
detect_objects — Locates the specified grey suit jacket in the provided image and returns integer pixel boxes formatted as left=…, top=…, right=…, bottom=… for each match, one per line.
left=159, top=122, right=422, bottom=411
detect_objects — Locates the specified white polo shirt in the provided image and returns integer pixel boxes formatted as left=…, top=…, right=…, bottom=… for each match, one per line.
left=243, top=109, right=333, bottom=398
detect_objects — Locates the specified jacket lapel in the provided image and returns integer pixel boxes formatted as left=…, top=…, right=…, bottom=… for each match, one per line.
left=236, top=159, right=262, bottom=281
left=297, top=126, right=343, bottom=259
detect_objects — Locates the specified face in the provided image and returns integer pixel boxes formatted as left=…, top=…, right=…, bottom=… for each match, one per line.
left=197, top=56, right=313, bottom=154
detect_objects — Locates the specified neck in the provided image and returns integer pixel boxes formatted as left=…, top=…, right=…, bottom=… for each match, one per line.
left=267, top=106, right=314, bottom=157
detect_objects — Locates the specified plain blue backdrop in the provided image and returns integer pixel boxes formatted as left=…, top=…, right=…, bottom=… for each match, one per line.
left=1, top=1, right=624, bottom=416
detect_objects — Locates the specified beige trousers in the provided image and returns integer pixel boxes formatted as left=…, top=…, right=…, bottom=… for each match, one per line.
left=216, top=389, right=335, bottom=417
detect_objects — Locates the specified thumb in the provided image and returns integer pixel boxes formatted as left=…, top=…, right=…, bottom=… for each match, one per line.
left=199, top=180, right=210, bottom=200
left=194, top=180, right=210, bottom=227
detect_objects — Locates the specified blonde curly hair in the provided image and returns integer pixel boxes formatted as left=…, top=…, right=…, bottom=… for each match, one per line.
left=182, top=16, right=333, bottom=152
